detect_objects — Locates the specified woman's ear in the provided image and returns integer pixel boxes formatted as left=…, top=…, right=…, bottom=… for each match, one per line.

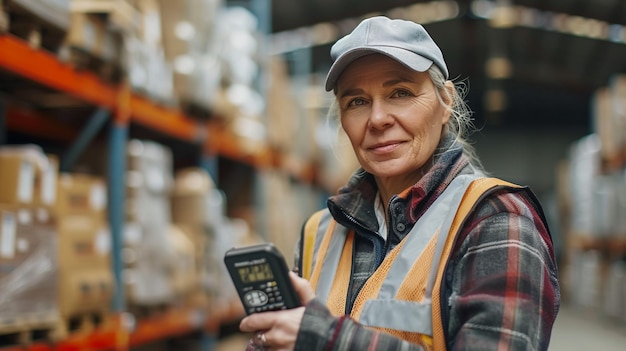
left=440, top=80, right=455, bottom=125
left=442, top=81, right=455, bottom=106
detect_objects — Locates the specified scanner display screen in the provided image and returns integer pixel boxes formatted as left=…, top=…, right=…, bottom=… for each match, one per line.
left=238, top=262, right=275, bottom=283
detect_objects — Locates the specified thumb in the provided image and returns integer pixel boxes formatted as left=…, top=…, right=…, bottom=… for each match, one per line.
left=289, top=271, right=315, bottom=304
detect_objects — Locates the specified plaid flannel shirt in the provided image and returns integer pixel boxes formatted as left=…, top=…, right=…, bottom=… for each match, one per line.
left=292, top=140, right=560, bottom=351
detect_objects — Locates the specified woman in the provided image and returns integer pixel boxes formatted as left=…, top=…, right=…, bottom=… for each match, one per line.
left=240, top=16, right=560, bottom=351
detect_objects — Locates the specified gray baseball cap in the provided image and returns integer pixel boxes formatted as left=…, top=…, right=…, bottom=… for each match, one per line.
left=325, top=16, right=449, bottom=91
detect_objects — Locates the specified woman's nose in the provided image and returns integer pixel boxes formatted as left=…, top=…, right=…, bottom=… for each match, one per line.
left=368, top=102, right=394, bottom=130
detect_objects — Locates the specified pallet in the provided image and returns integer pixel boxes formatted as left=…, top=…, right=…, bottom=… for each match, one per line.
left=0, top=0, right=69, bottom=53
left=59, top=309, right=112, bottom=336
left=70, top=0, right=140, bottom=35
left=59, top=44, right=125, bottom=84
left=127, top=303, right=171, bottom=321
left=0, top=313, right=64, bottom=347
left=179, top=98, right=214, bottom=121
left=58, top=12, right=127, bottom=84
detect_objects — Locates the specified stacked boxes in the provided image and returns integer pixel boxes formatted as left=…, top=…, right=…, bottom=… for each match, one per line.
left=167, top=224, right=196, bottom=300
left=5, top=0, right=71, bottom=31
left=0, top=205, right=59, bottom=331
left=3, top=0, right=71, bottom=51
left=157, top=0, right=222, bottom=113
left=70, top=0, right=141, bottom=34
left=567, top=135, right=601, bottom=237
left=123, top=0, right=175, bottom=104
left=54, top=173, right=113, bottom=328
left=124, top=34, right=174, bottom=104
left=0, top=147, right=60, bottom=338
left=562, top=75, right=626, bottom=318
left=0, top=146, right=115, bottom=340
left=171, top=167, right=225, bottom=304
left=66, top=0, right=174, bottom=91
left=124, top=139, right=194, bottom=306
left=593, top=75, right=626, bottom=169
left=63, top=11, right=125, bottom=67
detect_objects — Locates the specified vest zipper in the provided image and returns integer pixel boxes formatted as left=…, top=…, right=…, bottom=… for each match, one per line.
left=382, top=195, right=397, bottom=257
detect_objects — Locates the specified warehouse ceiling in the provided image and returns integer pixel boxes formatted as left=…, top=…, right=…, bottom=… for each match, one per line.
left=229, top=0, right=626, bottom=130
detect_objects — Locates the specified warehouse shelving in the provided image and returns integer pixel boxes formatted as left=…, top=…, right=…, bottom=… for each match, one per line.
left=600, top=149, right=626, bottom=174
left=0, top=34, right=199, bottom=143
left=0, top=32, right=318, bottom=178
left=567, top=233, right=626, bottom=257
left=0, top=31, right=306, bottom=350
left=4, top=104, right=78, bottom=141
left=0, top=305, right=246, bottom=351
left=0, top=301, right=245, bottom=351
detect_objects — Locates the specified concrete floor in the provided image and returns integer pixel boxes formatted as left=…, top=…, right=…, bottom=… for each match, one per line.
left=550, top=304, right=626, bottom=350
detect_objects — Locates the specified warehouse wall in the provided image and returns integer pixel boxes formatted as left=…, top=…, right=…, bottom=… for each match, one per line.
left=474, top=127, right=589, bottom=196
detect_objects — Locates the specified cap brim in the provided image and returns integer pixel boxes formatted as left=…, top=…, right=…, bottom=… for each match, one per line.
left=324, top=47, right=434, bottom=91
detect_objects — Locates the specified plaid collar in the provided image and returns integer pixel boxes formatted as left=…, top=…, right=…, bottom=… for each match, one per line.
left=327, top=135, right=473, bottom=233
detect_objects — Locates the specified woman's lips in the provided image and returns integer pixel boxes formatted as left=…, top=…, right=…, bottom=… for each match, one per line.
left=368, top=141, right=403, bottom=154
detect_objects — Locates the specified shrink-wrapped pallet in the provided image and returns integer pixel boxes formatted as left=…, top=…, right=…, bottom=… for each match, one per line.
left=0, top=206, right=59, bottom=335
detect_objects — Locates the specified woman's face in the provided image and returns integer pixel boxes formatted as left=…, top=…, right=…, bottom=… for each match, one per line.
left=336, top=54, right=451, bottom=183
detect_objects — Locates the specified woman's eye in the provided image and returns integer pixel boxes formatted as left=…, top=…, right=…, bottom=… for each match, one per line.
left=348, top=98, right=366, bottom=107
left=393, top=89, right=411, bottom=98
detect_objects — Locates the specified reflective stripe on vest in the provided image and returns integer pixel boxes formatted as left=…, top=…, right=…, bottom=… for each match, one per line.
left=310, top=175, right=476, bottom=329
left=302, top=176, right=521, bottom=349
left=358, top=174, right=477, bottom=334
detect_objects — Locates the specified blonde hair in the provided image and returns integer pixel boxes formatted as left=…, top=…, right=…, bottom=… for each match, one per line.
left=427, top=66, right=483, bottom=170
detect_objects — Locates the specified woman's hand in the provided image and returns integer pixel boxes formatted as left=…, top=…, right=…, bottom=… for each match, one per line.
left=240, top=272, right=316, bottom=350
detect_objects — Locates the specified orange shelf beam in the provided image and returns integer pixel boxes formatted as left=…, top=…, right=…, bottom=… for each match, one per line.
left=205, top=299, right=245, bottom=333
left=0, top=308, right=210, bottom=351
left=0, top=34, right=319, bottom=187
left=205, top=122, right=273, bottom=168
left=55, top=328, right=124, bottom=351
left=129, top=95, right=201, bottom=142
left=0, top=324, right=123, bottom=351
left=0, top=34, right=202, bottom=142
left=5, top=106, right=78, bottom=141
left=128, top=308, right=203, bottom=347
left=0, top=35, right=117, bottom=108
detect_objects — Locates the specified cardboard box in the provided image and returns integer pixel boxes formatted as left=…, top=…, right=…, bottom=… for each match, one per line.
left=171, top=193, right=205, bottom=228
left=65, top=12, right=123, bottom=63
left=0, top=149, right=38, bottom=205
left=266, top=56, right=299, bottom=153
left=168, top=224, right=197, bottom=297
left=7, top=0, right=71, bottom=31
left=57, top=216, right=110, bottom=270
left=70, top=0, right=141, bottom=35
left=34, top=154, right=59, bottom=208
left=66, top=12, right=105, bottom=53
left=171, top=167, right=216, bottom=227
left=55, top=173, right=107, bottom=219
left=58, top=267, right=113, bottom=317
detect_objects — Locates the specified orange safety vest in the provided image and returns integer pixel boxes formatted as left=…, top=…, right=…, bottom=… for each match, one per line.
left=301, top=176, right=520, bottom=350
